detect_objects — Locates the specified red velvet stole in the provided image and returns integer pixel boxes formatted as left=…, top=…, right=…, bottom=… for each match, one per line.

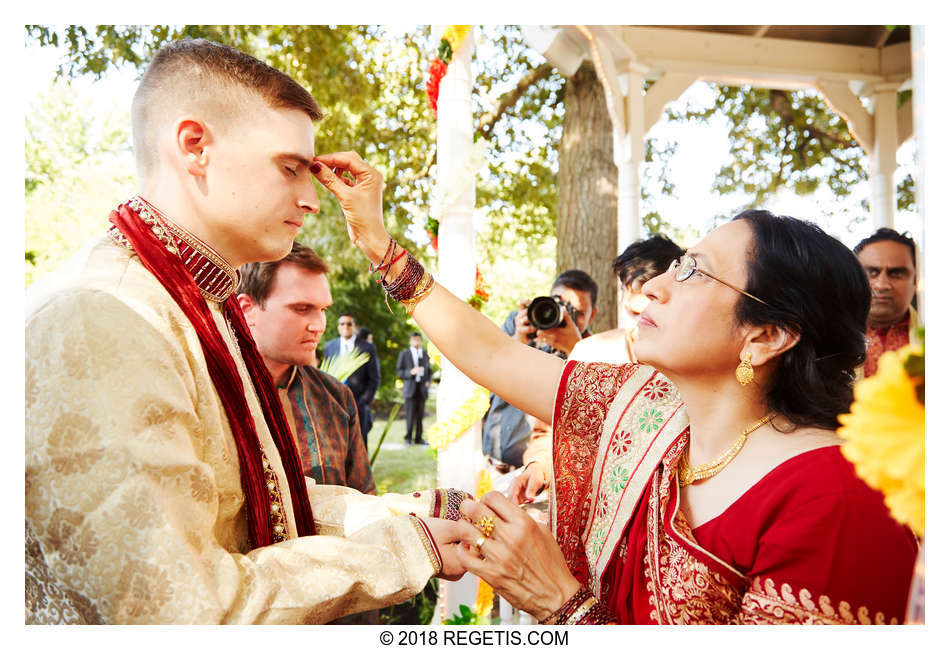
left=109, top=202, right=316, bottom=548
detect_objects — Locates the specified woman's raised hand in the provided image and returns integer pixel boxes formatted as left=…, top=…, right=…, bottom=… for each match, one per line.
left=458, top=491, right=580, bottom=621
left=311, top=152, right=390, bottom=262
left=508, top=462, right=549, bottom=505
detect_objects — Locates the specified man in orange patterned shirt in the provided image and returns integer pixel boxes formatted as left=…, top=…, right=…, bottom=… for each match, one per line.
left=854, top=228, right=919, bottom=377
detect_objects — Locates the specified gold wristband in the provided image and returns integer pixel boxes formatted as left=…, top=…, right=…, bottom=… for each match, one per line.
left=563, top=596, right=597, bottom=625
left=402, top=272, right=435, bottom=316
left=408, top=516, right=442, bottom=575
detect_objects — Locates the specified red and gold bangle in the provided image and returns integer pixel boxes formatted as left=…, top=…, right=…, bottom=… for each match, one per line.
left=539, top=586, right=587, bottom=624
left=538, top=586, right=612, bottom=625
left=403, top=273, right=435, bottom=316
left=574, top=600, right=616, bottom=624
left=378, top=248, right=408, bottom=283
left=562, top=595, right=597, bottom=624
left=374, top=246, right=436, bottom=315
left=369, top=237, right=396, bottom=274
left=382, top=253, right=423, bottom=301
left=431, top=488, right=472, bottom=521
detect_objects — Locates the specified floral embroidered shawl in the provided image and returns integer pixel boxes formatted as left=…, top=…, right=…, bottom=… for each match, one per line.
left=551, top=361, right=917, bottom=624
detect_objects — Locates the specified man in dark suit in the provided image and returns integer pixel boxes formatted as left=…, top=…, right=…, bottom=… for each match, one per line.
left=323, top=312, right=380, bottom=448
left=396, top=332, right=431, bottom=445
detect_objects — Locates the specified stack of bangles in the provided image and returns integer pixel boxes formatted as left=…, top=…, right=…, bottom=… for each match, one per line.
left=371, top=237, right=435, bottom=316
left=537, top=586, right=616, bottom=625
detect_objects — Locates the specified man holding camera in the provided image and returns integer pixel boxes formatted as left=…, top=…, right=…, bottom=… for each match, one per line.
left=512, top=269, right=598, bottom=356
left=481, top=270, right=598, bottom=479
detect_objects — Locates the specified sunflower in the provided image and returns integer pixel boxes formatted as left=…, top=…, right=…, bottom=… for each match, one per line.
left=838, top=343, right=924, bottom=536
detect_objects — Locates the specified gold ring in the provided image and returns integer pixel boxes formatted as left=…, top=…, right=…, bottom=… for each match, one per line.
left=477, top=515, right=495, bottom=538
left=475, top=535, right=487, bottom=551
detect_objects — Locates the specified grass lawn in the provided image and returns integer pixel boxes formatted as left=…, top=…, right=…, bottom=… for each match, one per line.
left=364, top=399, right=441, bottom=625
left=366, top=400, right=439, bottom=495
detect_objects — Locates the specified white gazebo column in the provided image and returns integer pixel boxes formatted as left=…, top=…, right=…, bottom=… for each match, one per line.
left=869, top=84, right=899, bottom=229
left=431, top=25, right=481, bottom=624
left=608, top=69, right=645, bottom=325
left=614, top=69, right=644, bottom=254
left=911, top=26, right=925, bottom=324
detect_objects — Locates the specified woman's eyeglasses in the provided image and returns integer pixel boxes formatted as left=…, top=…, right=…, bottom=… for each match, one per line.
left=669, top=255, right=771, bottom=307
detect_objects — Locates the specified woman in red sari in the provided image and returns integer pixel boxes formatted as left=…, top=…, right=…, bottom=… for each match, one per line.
left=311, top=152, right=918, bottom=624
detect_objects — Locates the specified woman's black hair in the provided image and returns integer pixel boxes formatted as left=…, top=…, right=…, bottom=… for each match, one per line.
left=612, top=235, right=685, bottom=287
left=732, top=210, right=870, bottom=430
left=356, top=327, right=372, bottom=342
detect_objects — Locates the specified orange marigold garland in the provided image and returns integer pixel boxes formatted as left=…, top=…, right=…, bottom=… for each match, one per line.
left=426, top=59, right=448, bottom=113
left=467, top=268, right=491, bottom=311
left=426, top=26, right=471, bottom=115
left=425, top=26, right=490, bottom=312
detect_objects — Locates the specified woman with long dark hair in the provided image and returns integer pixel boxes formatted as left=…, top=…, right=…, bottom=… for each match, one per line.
left=311, top=152, right=917, bottom=624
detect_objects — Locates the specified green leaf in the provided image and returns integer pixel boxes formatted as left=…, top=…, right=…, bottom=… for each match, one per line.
left=319, top=348, right=370, bottom=382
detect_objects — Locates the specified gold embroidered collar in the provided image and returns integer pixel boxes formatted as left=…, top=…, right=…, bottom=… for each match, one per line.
left=109, top=196, right=240, bottom=303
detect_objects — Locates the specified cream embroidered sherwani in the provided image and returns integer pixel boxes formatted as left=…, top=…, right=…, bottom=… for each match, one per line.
left=26, top=236, right=438, bottom=624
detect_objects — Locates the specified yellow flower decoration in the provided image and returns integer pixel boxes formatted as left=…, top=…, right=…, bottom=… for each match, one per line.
left=426, top=386, right=491, bottom=450
left=427, top=343, right=443, bottom=369
left=475, top=578, right=494, bottom=618
left=442, top=25, right=471, bottom=53
left=473, top=466, right=496, bottom=618
left=475, top=468, right=493, bottom=499
left=838, top=344, right=924, bottom=536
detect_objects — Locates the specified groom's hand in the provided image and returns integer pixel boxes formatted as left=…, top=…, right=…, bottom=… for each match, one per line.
left=422, top=517, right=467, bottom=581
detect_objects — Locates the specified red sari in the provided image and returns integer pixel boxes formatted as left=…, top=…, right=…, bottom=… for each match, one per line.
left=551, top=361, right=917, bottom=624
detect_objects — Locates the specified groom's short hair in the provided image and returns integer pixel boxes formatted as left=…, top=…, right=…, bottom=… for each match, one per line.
left=131, top=38, right=322, bottom=179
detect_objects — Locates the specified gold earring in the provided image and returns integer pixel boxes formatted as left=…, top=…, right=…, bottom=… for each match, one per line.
left=735, top=353, right=754, bottom=386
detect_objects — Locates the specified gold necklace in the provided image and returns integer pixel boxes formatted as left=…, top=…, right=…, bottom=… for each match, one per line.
left=678, top=413, right=774, bottom=488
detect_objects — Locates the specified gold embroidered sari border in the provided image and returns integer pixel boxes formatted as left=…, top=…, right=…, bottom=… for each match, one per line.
left=741, top=576, right=899, bottom=624
left=589, top=380, right=689, bottom=589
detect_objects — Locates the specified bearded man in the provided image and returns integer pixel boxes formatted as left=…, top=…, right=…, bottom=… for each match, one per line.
left=26, top=39, right=465, bottom=624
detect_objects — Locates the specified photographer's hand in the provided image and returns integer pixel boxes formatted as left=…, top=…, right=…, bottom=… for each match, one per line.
left=535, top=308, right=583, bottom=354
left=512, top=299, right=536, bottom=346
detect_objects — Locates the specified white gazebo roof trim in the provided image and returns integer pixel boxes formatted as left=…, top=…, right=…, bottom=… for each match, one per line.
left=525, top=25, right=914, bottom=240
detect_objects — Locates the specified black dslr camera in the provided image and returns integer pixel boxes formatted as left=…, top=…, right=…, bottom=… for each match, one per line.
left=526, top=295, right=580, bottom=339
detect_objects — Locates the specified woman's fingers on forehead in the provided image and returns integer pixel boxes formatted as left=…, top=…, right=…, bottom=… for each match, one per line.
left=313, top=151, right=371, bottom=173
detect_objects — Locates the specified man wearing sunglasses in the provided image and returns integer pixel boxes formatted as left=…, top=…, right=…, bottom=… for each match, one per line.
left=324, top=312, right=381, bottom=448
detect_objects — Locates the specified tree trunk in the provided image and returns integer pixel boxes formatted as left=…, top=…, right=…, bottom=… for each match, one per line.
left=557, top=62, right=618, bottom=332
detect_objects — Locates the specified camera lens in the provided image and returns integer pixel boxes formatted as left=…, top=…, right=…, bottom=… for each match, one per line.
left=527, top=296, right=564, bottom=330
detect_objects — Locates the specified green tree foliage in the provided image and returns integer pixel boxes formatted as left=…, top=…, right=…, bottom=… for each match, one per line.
left=670, top=85, right=916, bottom=219
left=322, top=264, right=420, bottom=406
left=471, top=27, right=561, bottom=259
left=23, top=25, right=569, bottom=392
left=25, top=80, right=135, bottom=286
left=26, top=25, right=912, bottom=365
